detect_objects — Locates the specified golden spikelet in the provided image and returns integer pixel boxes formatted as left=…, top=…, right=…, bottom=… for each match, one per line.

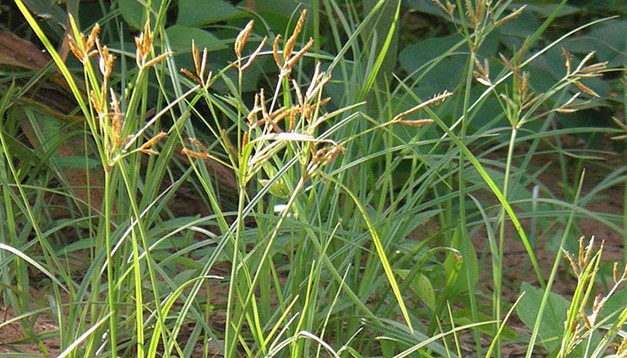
left=67, top=36, right=84, bottom=62
left=563, top=249, right=579, bottom=277
left=578, top=62, right=607, bottom=77
left=465, top=0, right=477, bottom=28
left=180, top=67, right=202, bottom=85
left=307, top=143, right=344, bottom=176
left=272, top=35, right=282, bottom=68
left=612, top=262, right=620, bottom=284
left=562, top=48, right=572, bottom=75
left=188, top=137, right=209, bottom=153
left=396, top=119, right=434, bottom=127
left=181, top=147, right=209, bottom=160
left=573, top=80, right=600, bottom=98
left=221, top=129, right=238, bottom=155
left=475, top=0, right=486, bottom=26
left=288, top=107, right=297, bottom=131
left=241, top=131, right=249, bottom=148
left=142, top=51, right=172, bottom=69
left=140, top=131, right=167, bottom=155
left=284, top=9, right=307, bottom=62
left=237, top=36, right=267, bottom=71
left=135, top=20, right=155, bottom=68
left=322, top=144, right=345, bottom=165
left=518, top=71, right=530, bottom=98
left=267, top=108, right=288, bottom=133
left=111, top=114, right=123, bottom=149
left=192, top=40, right=202, bottom=75
left=86, top=23, right=101, bottom=50
left=109, top=89, right=123, bottom=149
left=284, top=38, right=314, bottom=69
left=97, top=40, right=116, bottom=80
left=68, top=26, right=99, bottom=63
left=235, top=20, right=255, bottom=59
left=473, top=57, right=491, bottom=86
left=499, top=53, right=515, bottom=73
left=391, top=90, right=452, bottom=122
left=68, top=27, right=91, bottom=62
left=90, top=90, right=105, bottom=115
left=494, top=7, right=524, bottom=28
left=433, top=0, right=456, bottom=18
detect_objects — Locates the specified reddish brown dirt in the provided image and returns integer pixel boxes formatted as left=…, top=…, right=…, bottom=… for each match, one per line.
left=0, top=294, right=61, bottom=356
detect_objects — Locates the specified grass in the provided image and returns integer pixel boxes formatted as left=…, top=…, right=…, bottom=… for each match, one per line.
left=1, top=0, right=626, bottom=356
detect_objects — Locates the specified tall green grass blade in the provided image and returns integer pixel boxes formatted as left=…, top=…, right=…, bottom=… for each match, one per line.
left=332, top=178, right=414, bottom=333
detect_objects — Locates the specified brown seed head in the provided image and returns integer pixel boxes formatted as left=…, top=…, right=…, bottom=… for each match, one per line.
left=284, top=38, right=314, bottom=69
left=182, top=147, right=209, bottom=160
left=284, top=10, right=307, bottom=62
left=573, top=81, right=599, bottom=98
left=238, top=36, right=267, bottom=71
left=140, top=131, right=167, bottom=155
left=391, top=90, right=452, bottom=122
left=97, top=40, right=116, bottom=80
left=235, top=20, right=255, bottom=59
left=135, top=21, right=155, bottom=67
left=273, top=35, right=282, bottom=68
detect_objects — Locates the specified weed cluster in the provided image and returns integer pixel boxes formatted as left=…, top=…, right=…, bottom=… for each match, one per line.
left=0, top=0, right=625, bottom=357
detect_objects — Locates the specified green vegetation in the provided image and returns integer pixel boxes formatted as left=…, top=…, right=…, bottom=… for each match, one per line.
left=0, top=0, right=625, bottom=356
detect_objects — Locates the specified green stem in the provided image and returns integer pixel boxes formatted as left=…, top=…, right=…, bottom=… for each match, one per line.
left=495, top=126, right=518, bottom=354
left=225, top=183, right=248, bottom=357
left=103, top=169, right=118, bottom=355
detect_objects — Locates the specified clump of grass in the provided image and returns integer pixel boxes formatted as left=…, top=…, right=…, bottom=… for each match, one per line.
left=3, top=0, right=625, bottom=357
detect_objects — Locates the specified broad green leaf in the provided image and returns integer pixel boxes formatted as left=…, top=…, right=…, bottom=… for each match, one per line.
left=118, top=0, right=162, bottom=29
left=398, top=34, right=465, bottom=92
left=253, top=0, right=307, bottom=34
left=564, top=20, right=627, bottom=67
left=454, top=309, right=518, bottom=339
left=165, top=25, right=227, bottom=55
left=528, top=46, right=566, bottom=91
left=177, top=0, right=244, bottom=27
left=517, top=282, right=570, bottom=353
left=404, top=0, right=452, bottom=19
left=56, top=156, right=100, bottom=169
left=22, top=0, right=66, bottom=23
left=22, top=0, right=66, bottom=39
left=413, top=273, right=436, bottom=311
left=254, top=0, right=300, bottom=15
left=399, top=33, right=497, bottom=93
left=463, top=166, right=535, bottom=208
left=601, top=291, right=627, bottom=330
left=522, top=3, right=580, bottom=17
left=445, top=225, right=478, bottom=296
left=497, top=10, right=541, bottom=50
left=403, top=271, right=436, bottom=311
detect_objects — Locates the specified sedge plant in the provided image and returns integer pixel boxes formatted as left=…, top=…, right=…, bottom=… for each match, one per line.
left=3, top=0, right=625, bottom=356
